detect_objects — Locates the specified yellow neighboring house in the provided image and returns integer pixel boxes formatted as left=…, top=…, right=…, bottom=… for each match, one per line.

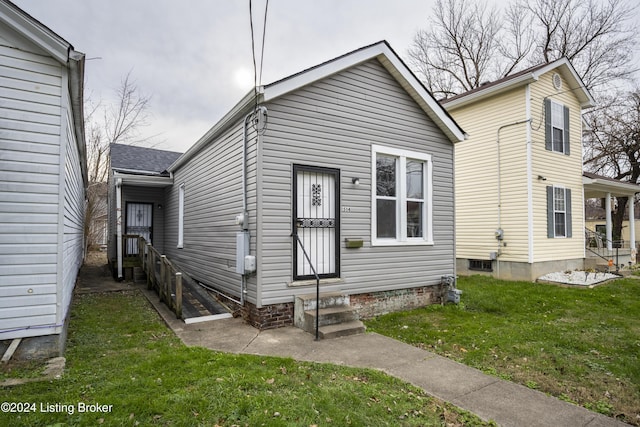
left=442, top=58, right=596, bottom=280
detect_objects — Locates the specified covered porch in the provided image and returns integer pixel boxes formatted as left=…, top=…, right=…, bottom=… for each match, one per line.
left=583, top=172, right=639, bottom=269
left=112, top=171, right=173, bottom=280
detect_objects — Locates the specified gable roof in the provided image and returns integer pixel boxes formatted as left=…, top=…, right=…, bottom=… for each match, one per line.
left=442, top=57, right=595, bottom=110
left=170, top=41, right=466, bottom=172
left=0, top=0, right=87, bottom=183
left=110, top=144, right=183, bottom=176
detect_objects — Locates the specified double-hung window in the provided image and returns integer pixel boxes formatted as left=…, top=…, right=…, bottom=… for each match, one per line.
left=372, top=145, right=432, bottom=245
left=547, top=185, right=572, bottom=238
left=545, top=99, right=570, bottom=155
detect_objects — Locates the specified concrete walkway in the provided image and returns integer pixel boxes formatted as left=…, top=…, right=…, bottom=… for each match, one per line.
left=139, top=287, right=630, bottom=427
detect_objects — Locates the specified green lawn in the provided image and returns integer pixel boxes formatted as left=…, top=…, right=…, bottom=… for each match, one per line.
left=1, top=291, right=489, bottom=427
left=366, top=275, right=640, bottom=426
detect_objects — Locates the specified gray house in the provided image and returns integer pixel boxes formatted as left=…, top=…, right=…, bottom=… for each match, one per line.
left=0, top=0, right=86, bottom=358
left=107, top=143, right=182, bottom=276
left=109, top=41, right=465, bottom=331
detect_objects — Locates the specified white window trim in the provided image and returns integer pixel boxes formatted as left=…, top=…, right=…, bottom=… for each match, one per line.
left=552, top=185, right=567, bottom=238
left=371, top=144, right=433, bottom=246
left=550, top=100, right=565, bottom=154
left=177, top=183, right=185, bottom=248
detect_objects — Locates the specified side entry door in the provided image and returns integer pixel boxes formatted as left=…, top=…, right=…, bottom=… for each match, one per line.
left=125, top=202, right=153, bottom=255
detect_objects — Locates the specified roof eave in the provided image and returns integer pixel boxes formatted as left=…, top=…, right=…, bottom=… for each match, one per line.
left=444, top=74, right=537, bottom=110
left=263, top=41, right=465, bottom=143
left=445, top=58, right=596, bottom=111
left=113, top=171, right=174, bottom=188
left=0, top=0, right=71, bottom=63
left=583, top=175, right=640, bottom=197
left=168, top=90, right=257, bottom=172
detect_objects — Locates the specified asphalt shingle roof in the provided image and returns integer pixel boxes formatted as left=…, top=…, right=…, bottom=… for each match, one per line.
left=110, top=143, right=182, bottom=176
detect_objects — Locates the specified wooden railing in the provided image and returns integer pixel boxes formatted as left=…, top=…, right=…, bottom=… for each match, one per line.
left=135, top=237, right=183, bottom=319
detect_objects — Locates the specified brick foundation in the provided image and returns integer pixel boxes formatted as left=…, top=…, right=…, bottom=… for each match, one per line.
left=211, top=286, right=440, bottom=330
left=242, top=301, right=294, bottom=330
left=349, top=286, right=440, bottom=319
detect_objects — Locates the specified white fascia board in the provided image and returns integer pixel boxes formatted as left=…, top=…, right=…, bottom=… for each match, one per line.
left=0, top=1, right=70, bottom=64
left=444, top=74, right=537, bottom=110
left=376, top=48, right=465, bottom=143
left=263, top=41, right=465, bottom=143
left=583, top=176, right=640, bottom=197
left=114, top=171, right=174, bottom=188
left=168, top=90, right=256, bottom=172
left=531, top=58, right=595, bottom=108
left=262, top=43, right=385, bottom=102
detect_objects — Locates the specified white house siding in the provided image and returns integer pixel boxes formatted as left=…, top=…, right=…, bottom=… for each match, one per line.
left=0, top=43, right=64, bottom=339
left=530, top=72, right=584, bottom=262
left=60, top=110, right=85, bottom=323
left=451, top=87, right=530, bottom=263
left=163, top=121, right=257, bottom=303
left=258, top=59, right=455, bottom=306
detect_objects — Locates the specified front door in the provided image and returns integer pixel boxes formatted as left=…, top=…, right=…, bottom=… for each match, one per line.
left=125, top=202, right=153, bottom=255
left=293, top=165, right=340, bottom=280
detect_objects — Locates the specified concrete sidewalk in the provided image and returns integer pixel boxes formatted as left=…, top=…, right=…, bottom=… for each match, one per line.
left=141, top=288, right=629, bottom=427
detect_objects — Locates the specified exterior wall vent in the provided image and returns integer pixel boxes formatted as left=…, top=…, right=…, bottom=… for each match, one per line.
left=552, top=73, right=562, bottom=90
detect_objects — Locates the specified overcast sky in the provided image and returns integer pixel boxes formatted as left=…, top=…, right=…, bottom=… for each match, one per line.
left=13, top=0, right=441, bottom=152
left=11, top=1, right=640, bottom=153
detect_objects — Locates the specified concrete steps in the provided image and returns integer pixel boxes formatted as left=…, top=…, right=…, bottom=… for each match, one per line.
left=294, top=292, right=365, bottom=339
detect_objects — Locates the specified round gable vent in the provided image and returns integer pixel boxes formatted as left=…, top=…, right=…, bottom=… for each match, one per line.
left=552, top=73, right=562, bottom=90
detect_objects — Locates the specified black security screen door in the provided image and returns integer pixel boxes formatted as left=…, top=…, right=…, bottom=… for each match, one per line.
left=293, top=165, right=340, bottom=280
left=125, top=202, right=153, bottom=254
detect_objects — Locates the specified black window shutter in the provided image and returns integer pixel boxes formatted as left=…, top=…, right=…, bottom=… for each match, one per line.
left=563, top=106, right=570, bottom=155
left=566, top=189, right=572, bottom=237
left=547, top=186, right=554, bottom=238
left=545, top=98, right=552, bottom=151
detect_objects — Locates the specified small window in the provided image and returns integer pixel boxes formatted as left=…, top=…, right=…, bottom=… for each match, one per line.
left=547, top=186, right=572, bottom=238
left=469, top=259, right=493, bottom=272
left=545, top=99, right=570, bottom=155
left=177, top=183, right=185, bottom=248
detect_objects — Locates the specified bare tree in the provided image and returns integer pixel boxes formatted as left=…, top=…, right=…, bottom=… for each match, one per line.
left=84, top=71, right=151, bottom=250
left=583, top=88, right=640, bottom=240
left=408, top=0, right=505, bottom=99
left=409, top=0, right=638, bottom=97
left=522, top=0, right=638, bottom=93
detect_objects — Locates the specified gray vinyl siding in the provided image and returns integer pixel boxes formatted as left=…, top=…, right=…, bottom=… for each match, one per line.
left=164, top=120, right=259, bottom=302
left=0, top=42, right=67, bottom=338
left=258, top=59, right=455, bottom=305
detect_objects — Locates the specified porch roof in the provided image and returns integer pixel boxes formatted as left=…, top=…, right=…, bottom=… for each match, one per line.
left=583, top=172, right=640, bottom=198
left=111, top=143, right=182, bottom=177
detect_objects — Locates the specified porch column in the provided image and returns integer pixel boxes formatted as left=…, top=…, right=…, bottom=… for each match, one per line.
left=116, top=178, right=123, bottom=279
left=605, top=193, right=612, bottom=251
left=629, top=195, right=636, bottom=253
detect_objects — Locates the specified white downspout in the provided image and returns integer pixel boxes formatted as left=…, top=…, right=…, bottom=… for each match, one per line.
left=116, top=178, right=123, bottom=280
left=496, top=118, right=532, bottom=278
left=605, top=193, right=613, bottom=251
left=525, top=84, right=534, bottom=264
left=629, top=196, right=636, bottom=256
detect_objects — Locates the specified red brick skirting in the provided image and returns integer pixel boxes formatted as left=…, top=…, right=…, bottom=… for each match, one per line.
left=349, top=286, right=440, bottom=319
left=242, top=301, right=294, bottom=330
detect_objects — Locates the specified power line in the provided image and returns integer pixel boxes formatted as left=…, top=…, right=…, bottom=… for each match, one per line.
left=259, top=0, right=269, bottom=87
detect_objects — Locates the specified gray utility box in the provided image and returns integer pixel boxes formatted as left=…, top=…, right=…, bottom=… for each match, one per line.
left=236, top=231, right=250, bottom=274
